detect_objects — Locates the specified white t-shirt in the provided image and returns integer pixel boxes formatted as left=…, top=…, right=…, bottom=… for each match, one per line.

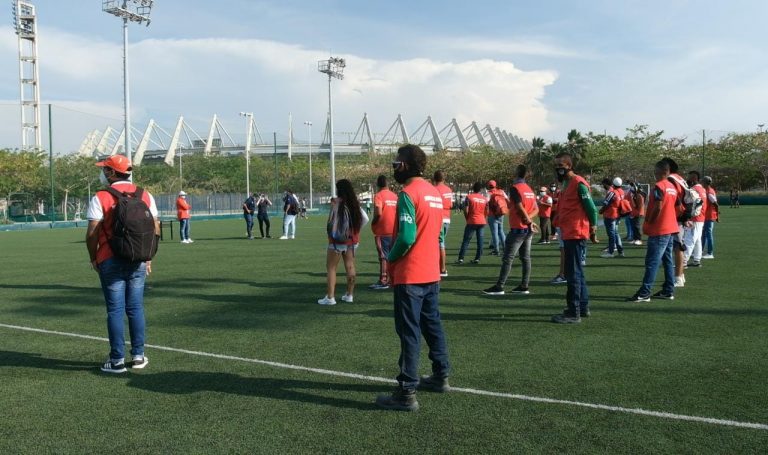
left=86, top=181, right=159, bottom=221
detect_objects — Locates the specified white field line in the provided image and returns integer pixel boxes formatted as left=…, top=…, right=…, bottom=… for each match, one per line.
left=2, top=322, right=767, bottom=431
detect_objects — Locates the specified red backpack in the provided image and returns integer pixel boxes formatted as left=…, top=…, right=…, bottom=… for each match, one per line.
left=488, top=192, right=509, bottom=216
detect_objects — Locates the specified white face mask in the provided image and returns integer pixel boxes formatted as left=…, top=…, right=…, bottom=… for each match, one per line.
left=99, top=170, right=109, bottom=187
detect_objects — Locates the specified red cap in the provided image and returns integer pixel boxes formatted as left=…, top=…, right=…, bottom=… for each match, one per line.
left=96, top=155, right=132, bottom=174
left=487, top=180, right=497, bottom=188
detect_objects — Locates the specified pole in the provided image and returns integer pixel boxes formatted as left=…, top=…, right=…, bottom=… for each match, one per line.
left=328, top=75, right=336, bottom=197
left=702, top=130, right=706, bottom=175
left=48, top=104, right=55, bottom=224
left=274, top=132, right=279, bottom=197
left=245, top=115, right=252, bottom=196
left=122, top=14, right=131, bottom=162
left=308, top=123, right=313, bottom=209
left=179, top=147, right=183, bottom=190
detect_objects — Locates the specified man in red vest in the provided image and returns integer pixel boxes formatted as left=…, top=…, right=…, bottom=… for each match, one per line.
left=370, top=174, right=398, bottom=289
left=598, top=177, right=625, bottom=258
left=176, top=191, right=192, bottom=243
left=376, top=144, right=450, bottom=411
left=536, top=186, right=553, bottom=244
left=550, top=152, right=599, bottom=324
left=683, top=170, right=707, bottom=267
left=701, top=176, right=719, bottom=259
left=483, top=165, right=538, bottom=295
left=433, top=170, right=454, bottom=277
left=457, top=182, right=488, bottom=264
left=85, top=155, right=159, bottom=373
left=627, top=160, right=679, bottom=301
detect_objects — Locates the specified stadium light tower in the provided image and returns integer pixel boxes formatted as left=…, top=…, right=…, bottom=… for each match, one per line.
left=318, top=56, right=345, bottom=197
left=304, top=121, right=313, bottom=209
left=12, top=0, right=42, bottom=150
left=102, top=0, right=153, bottom=164
left=240, top=112, right=253, bottom=196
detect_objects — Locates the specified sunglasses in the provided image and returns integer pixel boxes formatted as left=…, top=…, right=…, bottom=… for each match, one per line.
left=391, top=161, right=404, bottom=170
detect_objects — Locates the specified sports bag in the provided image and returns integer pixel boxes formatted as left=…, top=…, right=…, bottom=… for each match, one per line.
left=488, top=192, right=509, bottom=216
left=104, top=187, right=159, bottom=262
left=618, top=194, right=632, bottom=217
left=327, top=202, right=352, bottom=242
left=667, top=176, right=703, bottom=220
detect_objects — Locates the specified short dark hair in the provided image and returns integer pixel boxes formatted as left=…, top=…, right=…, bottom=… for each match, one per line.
left=472, top=181, right=483, bottom=193
left=601, top=177, right=612, bottom=187
left=661, top=157, right=679, bottom=173
left=655, top=160, right=671, bottom=172
left=397, top=144, right=427, bottom=175
left=554, top=152, right=573, bottom=166
left=433, top=170, right=445, bottom=182
left=689, top=170, right=700, bottom=179
left=516, top=164, right=527, bottom=179
left=376, top=174, right=387, bottom=188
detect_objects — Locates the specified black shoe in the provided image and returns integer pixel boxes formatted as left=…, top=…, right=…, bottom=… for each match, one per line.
left=511, top=285, right=530, bottom=295
left=455, top=258, right=464, bottom=264
left=375, top=388, right=419, bottom=411
left=489, top=251, right=499, bottom=256
left=100, top=359, right=127, bottom=374
left=470, top=259, right=480, bottom=264
left=580, top=309, right=591, bottom=318
left=551, top=313, right=581, bottom=324
left=652, top=291, right=675, bottom=300
left=418, top=375, right=450, bottom=393
left=626, top=294, right=651, bottom=302
left=482, top=285, right=505, bottom=295
left=688, top=261, right=702, bottom=268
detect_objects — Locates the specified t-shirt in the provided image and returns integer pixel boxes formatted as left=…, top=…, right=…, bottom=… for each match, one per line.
left=464, top=193, right=488, bottom=225
left=87, top=181, right=158, bottom=221
left=434, top=182, right=454, bottom=223
left=372, top=188, right=398, bottom=236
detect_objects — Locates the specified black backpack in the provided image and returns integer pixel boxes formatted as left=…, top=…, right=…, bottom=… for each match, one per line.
left=104, top=186, right=159, bottom=262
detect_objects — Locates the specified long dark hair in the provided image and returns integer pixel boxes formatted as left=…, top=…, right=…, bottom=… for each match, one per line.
left=336, top=179, right=362, bottom=231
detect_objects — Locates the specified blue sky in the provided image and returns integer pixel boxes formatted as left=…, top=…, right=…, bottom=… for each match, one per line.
left=1, top=0, right=766, bottom=152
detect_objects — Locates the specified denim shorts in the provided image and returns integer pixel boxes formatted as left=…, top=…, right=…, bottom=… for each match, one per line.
left=440, top=222, right=450, bottom=249
left=328, top=243, right=358, bottom=253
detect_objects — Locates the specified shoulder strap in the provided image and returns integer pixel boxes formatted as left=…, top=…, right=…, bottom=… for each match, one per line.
left=133, top=187, right=144, bottom=200
left=103, top=186, right=125, bottom=200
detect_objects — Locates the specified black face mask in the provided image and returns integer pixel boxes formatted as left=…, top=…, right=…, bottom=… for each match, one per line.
left=555, top=167, right=568, bottom=182
left=394, top=167, right=419, bottom=184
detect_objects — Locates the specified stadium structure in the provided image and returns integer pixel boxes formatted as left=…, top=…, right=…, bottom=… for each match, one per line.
left=77, top=113, right=533, bottom=166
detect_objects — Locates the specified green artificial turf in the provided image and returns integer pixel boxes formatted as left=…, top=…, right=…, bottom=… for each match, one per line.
left=1, top=207, right=767, bottom=453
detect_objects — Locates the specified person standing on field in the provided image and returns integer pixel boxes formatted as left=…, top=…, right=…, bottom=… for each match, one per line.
left=280, top=189, right=299, bottom=240
left=433, top=170, right=454, bottom=277
left=628, top=182, right=646, bottom=245
left=369, top=175, right=398, bottom=290
left=701, top=176, right=719, bottom=259
left=242, top=192, right=257, bottom=239
left=682, top=171, right=707, bottom=268
left=486, top=180, right=508, bottom=256
left=256, top=193, right=272, bottom=238
left=86, top=155, right=159, bottom=373
left=598, top=178, right=624, bottom=258
left=375, top=144, right=450, bottom=412
left=536, top=186, right=553, bottom=244
left=456, top=182, right=488, bottom=264
left=176, top=191, right=192, bottom=243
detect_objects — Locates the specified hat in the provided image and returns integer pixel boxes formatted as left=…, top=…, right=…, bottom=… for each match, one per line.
left=487, top=180, right=497, bottom=188
left=540, top=186, right=548, bottom=192
left=178, top=191, right=187, bottom=196
left=612, top=177, right=623, bottom=187
left=95, top=155, right=132, bottom=174
left=702, top=176, right=712, bottom=184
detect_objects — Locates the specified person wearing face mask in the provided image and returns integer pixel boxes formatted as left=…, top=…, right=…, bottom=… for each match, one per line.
left=550, top=153, right=599, bottom=324
left=176, top=191, right=192, bottom=243
left=536, top=186, right=553, bottom=244
left=598, top=177, right=625, bottom=258
left=85, top=155, right=159, bottom=373
left=375, top=144, right=450, bottom=412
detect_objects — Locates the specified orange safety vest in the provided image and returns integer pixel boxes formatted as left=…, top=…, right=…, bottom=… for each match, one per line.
left=643, top=180, right=680, bottom=236
left=558, top=175, right=591, bottom=240
left=508, top=182, right=537, bottom=229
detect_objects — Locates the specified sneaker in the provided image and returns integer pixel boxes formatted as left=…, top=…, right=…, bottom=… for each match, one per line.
left=688, top=261, right=702, bottom=268
left=247, top=236, right=254, bottom=240
left=440, top=271, right=448, bottom=277
left=368, top=282, right=384, bottom=289
left=418, top=375, right=450, bottom=393
left=131, top=355, right=149, bottom=369
left=511, top=285, right=530, bottom=295
left=580, top=308, right=591, bottom=318
left=550, top=275, right=567, bottom=284
left=180, top=240, right=188, bottom=244
left=674, top=276, right=685, bottom=288
left=289, top=236, right=295, bottom=240
left=633, top=240, right=643, bottom=246
left=652, top=291, right=675, bottom=300
left=100, top=359, right=127, bottom=374
left=482, top=285, right=505, bottom=295
left=626, top=294, right=651, bottom=302
left=341, top=294, right=354, bottom=303
left=600, top=252, right=615, bottom=258
left=317, top=296, right=336, bottom=305
left=551, top=313, right=581, bottom=324
left=375, top=388, right=419, bottom=412
left=489, top=251, right=499, bottom=256
left=455, top=259, right=464, bottom=265
left=702, top=254, right=714, bottom=259
left=279, top=235, right=288, bottom=240
left=186, top=239, right=194, bottom=243
left=470, top=259, right=480, bottom=264
left=266, top=235, right=272, bottom=238
left=617, top=251, right=625, bottom=258
left=374, top=284, right=390, bottom=290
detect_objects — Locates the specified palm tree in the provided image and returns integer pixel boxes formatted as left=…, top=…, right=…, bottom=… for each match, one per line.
left=566, top=129, right=588, bottom=171
left=526, top=137, right=548, bottom=188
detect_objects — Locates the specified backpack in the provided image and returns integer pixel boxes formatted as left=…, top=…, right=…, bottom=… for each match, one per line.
left=104, top=187, right=158, bottom=262
left=327, top=203, right=351, bottom=242
left=286, top=195, right=299, bottom=215
left=488, top=192, right=509, bottom=216
left=618, top=192, right=632, bottom=217
left=667, top=176, right=703, bottom=220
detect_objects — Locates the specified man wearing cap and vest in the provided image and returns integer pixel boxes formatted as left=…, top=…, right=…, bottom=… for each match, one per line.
left=375, top=144, right=450, bottom=412
left=701, top=176, right=719, bottom=259
left=550, top=152, right=599, bottom=324
left=457, top=182, right=488, bottom=264
left=627, top=160, right=679, bottom=302
left=682, top=170, right=707, bottom=267
left=486, top=180, right=508, bottom=256
left=483, top=165, right=539, bottom=296
left=433, top=170, right=454, bottom=277
left=86, top=155, right=159, bottom=373
left=176, top=191, right=192, bottom=243
left=536, top=185, right=553, bottom=244
left=599, top=177, right=625, bottom=258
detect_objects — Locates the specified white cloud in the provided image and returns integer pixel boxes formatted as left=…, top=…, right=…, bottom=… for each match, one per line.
left=434, top=37, right=596, bottom=59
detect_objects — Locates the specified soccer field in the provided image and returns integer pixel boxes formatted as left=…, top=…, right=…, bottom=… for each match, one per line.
left=1, top=207, right=767, bottom=453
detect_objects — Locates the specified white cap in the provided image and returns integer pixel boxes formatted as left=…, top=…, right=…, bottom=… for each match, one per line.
left=612, top=177, right=623, bottom=187
left=179, top=191, right=187, bottom=196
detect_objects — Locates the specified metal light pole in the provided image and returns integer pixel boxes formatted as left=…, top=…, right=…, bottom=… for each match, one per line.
left=240, top=112, right=253, bottom=196
left=102, top=1, right=153, bottom=163
left=759, top=124, right=765, bottom=134
left=318, top=57, right=346, bottom=197
left=178, top=145, right=183, bottom=190
left=304, top=120, right=313, bottom=209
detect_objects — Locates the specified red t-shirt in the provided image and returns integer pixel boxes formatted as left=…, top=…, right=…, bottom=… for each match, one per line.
left=372, top=188, right=398, bottom=236
left=643, top=180, right=680, bottom=236
left=602, top=188, right=622, bottom=219
left=464, top=193, right=488, bottom=225
left=95, top=183, right=154, bottom=264
left=176, top=197, right=190, bottom=220
left=690, top=183, right=707, bottom=222
left=537, top=193, right=553, bottom=218
left=434, top=182, right=454, bottom=223
left=705, top=187, right=718, bottom=221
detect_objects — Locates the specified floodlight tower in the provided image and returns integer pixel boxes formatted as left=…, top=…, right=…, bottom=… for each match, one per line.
left=12, top=0, right=42, bottom=150
left=102, top=0, right=153, bottom=163
left=318, top=57, right=346, bottom=197
left=240, top=112, right=253, bottom=196
left=304, top=121, right=313, bottom=208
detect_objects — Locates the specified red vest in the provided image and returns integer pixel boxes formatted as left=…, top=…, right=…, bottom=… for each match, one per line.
left=705, top=187, right=718, bottom=221
left=603, top=187, right=622, bottom=219
left=508, top=182, right=537, bottom=229
left=176, top=197, right=190, bottom=220
left=643, top=180, right=680, bottom=236
left=558, top=175, right=591, bottom=240
left=434, top=183, right=454, bottom=222
left=95, top=183, right=153, bottom=264
left=372, top=188, right=398, bottom=236
left=464, top=193, right=488, bottom=225
left=631, top=191, right=646, bottom=217
left=390, top=178, right=443, bottom=285
left=691, top=183, right=707, bottom=222
left=537, top=193, right=552, bottom=218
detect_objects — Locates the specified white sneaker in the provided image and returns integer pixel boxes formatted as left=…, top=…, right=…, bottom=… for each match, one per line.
left=181, top=240, right=187, bottom=244
left=131, top=355, right=149, bottom=369
left=289, top=236, right=295, bottom=239
left=633, top=240, right=643, bottom=246
left=674, top=276, right=685, bottom=287
left=279, top=235, right=288, bottom=240
left=702, top=254, right=714, bottom=259
left=317, top=296, right=336, bottom=305
left=600, top=252, right=615, bottom=258
left=341, top=294, right=354, bottom=303
left=186, top=239, right=194, bottom=243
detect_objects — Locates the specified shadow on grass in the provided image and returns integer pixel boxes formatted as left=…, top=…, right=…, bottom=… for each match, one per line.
left=357, top=308, right=549, bottom=323
left=0, top=350, right=94, bottom=371
left=125, top=371, right=385, bottom=410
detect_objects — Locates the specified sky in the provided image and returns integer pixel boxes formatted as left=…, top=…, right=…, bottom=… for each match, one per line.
left=1, top=0, right=767, bottom=153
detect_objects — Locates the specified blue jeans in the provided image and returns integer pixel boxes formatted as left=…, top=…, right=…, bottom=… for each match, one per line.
left=624, top=216, right=634, bottom=239
left=393, top=282, right=450, bottom=391
left=458, top=224, right=485, bottom=260
left=257, top=213, right=271, bottom=237
left=604, top=217, right=623, bottom=254
left=496, top=229, right=533, bottom=288
left=487, top=215, right=506, bottom=252
left=98, top=257, right=147, bottom=361
left=636, top=234, right=675, bottom=297
left=563, top=239, right=589, bottom=315
left=702, top=220, right=715, bottom=255
left=179, top=218, right=190, bottom=240
left=244, top=213, right=254, bottom=237
left=375, top=236, right=394, bottom=284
